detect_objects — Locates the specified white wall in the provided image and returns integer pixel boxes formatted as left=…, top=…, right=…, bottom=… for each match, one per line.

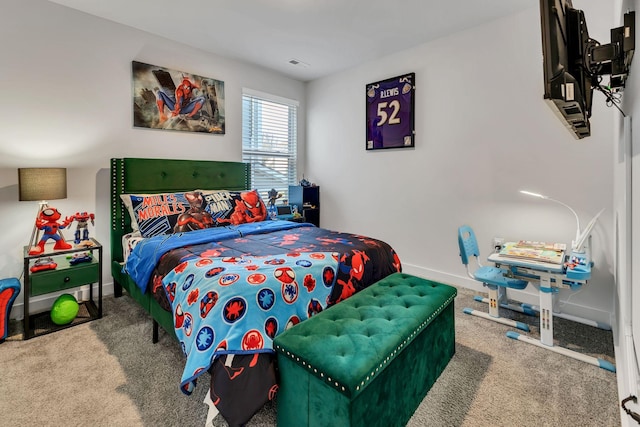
left=1, top=0, right=635, bottom=421
left=614, top=0, right=640, bottom=424
left=307, top=1, right=617, bottom=325
left=0, top=0, right=306, bottom=315
left=0, top=0, right=626, bottom=359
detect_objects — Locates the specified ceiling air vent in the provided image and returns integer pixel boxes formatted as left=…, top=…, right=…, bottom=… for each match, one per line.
left=288, top=58, right=309, bottom=67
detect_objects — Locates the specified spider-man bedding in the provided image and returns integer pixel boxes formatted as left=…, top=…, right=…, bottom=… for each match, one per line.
left=124, top=220, right=401, bottom=426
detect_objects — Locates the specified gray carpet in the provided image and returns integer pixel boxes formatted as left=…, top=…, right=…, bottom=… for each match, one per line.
left=0, top=286, right=620, bottom=426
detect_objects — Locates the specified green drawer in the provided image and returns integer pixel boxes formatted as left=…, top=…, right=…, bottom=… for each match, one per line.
left=30, top=260, right=99, bottom=297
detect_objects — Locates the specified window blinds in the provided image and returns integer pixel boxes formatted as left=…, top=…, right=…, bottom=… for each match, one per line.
left=242, top=90, right=298, bottom=200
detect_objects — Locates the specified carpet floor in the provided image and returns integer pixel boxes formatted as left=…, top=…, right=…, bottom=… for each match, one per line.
left=0, top=285, right=620, bottom=426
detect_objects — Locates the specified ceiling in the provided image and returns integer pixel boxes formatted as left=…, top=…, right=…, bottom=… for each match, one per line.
left=48, top=0, right=532, bottom=82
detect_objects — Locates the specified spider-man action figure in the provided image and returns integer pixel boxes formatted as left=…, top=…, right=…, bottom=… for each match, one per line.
left=29, top=207, right=72, bottom=255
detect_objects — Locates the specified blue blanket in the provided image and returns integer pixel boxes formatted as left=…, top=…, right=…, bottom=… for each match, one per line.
left=162, top=251, right=338, bottom=394
left=125, top=221, right=312, bottom=293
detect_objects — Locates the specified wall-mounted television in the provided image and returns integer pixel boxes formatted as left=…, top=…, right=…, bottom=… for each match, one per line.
left=540, top=0, right=635, bottom=139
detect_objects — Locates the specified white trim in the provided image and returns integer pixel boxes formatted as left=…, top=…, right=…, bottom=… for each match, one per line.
left=242, top=87, right=299, bottom=107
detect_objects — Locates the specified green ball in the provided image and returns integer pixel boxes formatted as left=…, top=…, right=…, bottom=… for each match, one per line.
left=50, top=294, right=79, bottom=325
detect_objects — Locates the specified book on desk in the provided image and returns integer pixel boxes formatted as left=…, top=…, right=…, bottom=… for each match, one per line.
left=498, top=241, right=566, bottom=265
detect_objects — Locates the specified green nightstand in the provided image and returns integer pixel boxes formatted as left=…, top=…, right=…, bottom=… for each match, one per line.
left=23, top=238, right=102, bottom=339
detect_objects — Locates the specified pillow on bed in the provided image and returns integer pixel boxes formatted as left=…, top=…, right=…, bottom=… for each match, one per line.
left=200, top=189, right=268, bottom=225
left=120, top=191, right=215, bottom=238
left=120, top=193, right=150, bottom=232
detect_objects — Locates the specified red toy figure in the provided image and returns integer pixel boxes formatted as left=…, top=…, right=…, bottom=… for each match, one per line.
left=66, top=211, right=95, bottom=245
left=29, top=207, right=72, bottom=255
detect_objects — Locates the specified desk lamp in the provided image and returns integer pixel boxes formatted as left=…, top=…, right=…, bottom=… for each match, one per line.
left=18, top=168, right=67, bottom=253
left=519, top=190, right=603, bottom=252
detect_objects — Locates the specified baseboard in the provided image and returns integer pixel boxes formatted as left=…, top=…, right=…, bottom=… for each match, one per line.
left=615, top=324, right=640, bottom=427
left=401, top=262, right=613, bottom=328
left=14, top=265, right=612, bottom=327
left=14, top=265, right=619, bottom=335
left=9, top=280, right=116, bottom=321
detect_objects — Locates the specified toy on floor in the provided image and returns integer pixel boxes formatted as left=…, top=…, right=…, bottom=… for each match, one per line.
left=66, top=211, right=95, bottom=246
left=50, top=293, right=79, bottom=325
left=29, top=207, right=72, bottom=255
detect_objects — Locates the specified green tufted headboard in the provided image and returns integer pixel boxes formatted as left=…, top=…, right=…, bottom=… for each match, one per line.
left=110, top=158, right=250, bottom=264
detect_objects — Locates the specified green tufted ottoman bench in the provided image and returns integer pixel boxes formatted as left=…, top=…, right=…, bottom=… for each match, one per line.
left=274, top=272, right=457, bottom=427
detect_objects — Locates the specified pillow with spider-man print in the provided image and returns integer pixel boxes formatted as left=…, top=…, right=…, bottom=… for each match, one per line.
left=199, top=189, right=268, bottom=225
left=121, top=191, right=216, bottom=238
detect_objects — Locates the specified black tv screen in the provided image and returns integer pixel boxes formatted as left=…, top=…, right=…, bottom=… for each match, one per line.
left=540, top=0, right=592, bottom=139
left=540, top=1, right=635, bottom=139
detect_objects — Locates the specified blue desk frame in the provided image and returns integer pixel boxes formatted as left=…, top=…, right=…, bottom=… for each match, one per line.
left=486, top=252, right=615, bottom=372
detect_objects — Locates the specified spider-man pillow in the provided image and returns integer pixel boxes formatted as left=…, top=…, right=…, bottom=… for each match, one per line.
left=200, top=189, right=268, bottom=225
left=121, top=191, right=216, bottom=238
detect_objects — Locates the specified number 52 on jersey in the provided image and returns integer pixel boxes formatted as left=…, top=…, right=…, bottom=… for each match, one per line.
left=366, top=73, right=415, bottom=150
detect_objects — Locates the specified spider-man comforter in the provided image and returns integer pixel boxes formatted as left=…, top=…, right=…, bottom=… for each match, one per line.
left=124, top=221, right=401, bottom=426
left=163, top=251, right=339, bottom=395
left=126, top=221, right=401, bottom=310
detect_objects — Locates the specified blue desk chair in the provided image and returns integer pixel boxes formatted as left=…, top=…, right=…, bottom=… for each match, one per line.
left=457, top=225, right=530, bottom=331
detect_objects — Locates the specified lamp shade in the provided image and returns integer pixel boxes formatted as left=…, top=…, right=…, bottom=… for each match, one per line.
left=18, top=168, right=67, bottom=201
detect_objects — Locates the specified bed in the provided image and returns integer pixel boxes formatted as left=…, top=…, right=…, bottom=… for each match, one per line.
left=110, top=157, right=401, bottom=426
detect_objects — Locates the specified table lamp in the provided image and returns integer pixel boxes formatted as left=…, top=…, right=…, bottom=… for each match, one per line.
left=18, top=168, right=68, bottom=252
left=519, top=190, right=603, bottom=252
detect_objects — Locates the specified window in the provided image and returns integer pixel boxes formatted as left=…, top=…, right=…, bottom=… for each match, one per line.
left=242, top=89, right=298, bottom=202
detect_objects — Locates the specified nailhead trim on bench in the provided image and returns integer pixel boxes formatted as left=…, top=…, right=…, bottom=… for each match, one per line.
left=274, top=292, right=456, bottom=394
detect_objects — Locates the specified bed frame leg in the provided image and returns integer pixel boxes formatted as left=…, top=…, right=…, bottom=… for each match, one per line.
left=114, top=280, right=123, bottom=298
left=153, top=320, right=159, bottom=344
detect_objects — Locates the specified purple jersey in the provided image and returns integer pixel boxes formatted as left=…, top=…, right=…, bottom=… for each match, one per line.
left=366, top=73, right=415, bottom=149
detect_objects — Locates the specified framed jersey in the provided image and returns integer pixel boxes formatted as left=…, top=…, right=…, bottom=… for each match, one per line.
left=366, top=73, right=415, bottom=150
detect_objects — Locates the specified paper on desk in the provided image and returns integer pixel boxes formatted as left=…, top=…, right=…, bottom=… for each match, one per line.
left=499, top=241, right=566, bottom=264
